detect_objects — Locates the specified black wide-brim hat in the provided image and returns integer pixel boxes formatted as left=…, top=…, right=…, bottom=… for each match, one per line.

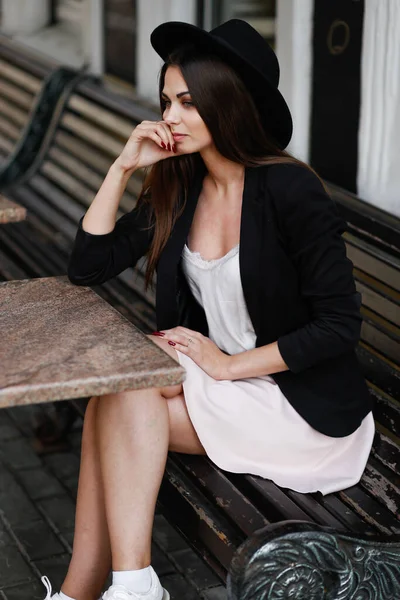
left=151, top=19, right=293, bottom=149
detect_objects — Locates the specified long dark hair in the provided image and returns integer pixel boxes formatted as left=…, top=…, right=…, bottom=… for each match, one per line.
left=138, top=45, right=321, bottom=288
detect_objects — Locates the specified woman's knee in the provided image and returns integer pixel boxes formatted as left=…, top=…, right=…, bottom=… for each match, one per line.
left=145, top=335, right=183, bottom=397
left=81, top=397, right=100, bottom=451
left=166, top=395, right=205, bottom=454
left=85, top=396, right=99, bottom=421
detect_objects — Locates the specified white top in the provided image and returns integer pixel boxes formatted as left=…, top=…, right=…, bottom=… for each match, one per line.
left=182, top=243, right=258, bottom=355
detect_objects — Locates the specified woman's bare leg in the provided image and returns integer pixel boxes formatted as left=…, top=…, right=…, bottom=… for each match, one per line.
left=61, top=397, right=111, bottom=600
left=59, top=337, right=203, bottom=599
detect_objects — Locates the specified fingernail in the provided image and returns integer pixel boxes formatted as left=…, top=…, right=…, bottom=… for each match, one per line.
left=151, top=331, right=165, bottom=336
left=173, top=145, right=177, bottom=153
left=168, top=341, right=176, bottom=346
left=167, top=143, right=171, bottom=151
left=161, top=142, right=166, bottom=149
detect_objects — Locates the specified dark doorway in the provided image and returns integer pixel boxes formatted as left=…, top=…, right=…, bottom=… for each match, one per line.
left=104, top=0, right=137, bottom=85
left=310, top=0, right=364, bottom=193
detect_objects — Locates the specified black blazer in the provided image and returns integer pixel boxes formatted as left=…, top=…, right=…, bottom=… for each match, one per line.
left=68, top=162, right=372, bottom=437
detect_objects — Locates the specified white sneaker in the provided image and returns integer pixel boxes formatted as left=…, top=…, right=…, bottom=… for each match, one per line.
left=102, top=567, right=169, bottom=600
left=41, top=576, right=63, bottom=600
left=41, top=576, right=102, bottom=600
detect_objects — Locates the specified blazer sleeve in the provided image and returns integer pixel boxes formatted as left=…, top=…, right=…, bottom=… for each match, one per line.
left=67, top=200, right=154, bottom=286
left=271, top=165, right=362, bottom=374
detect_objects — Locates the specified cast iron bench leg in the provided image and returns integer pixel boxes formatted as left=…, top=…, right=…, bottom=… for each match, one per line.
left=227, top=520, right=400, bottom=599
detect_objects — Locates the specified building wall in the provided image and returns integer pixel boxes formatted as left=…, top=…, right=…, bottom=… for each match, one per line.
left=276, top=0, right=400, bottom=217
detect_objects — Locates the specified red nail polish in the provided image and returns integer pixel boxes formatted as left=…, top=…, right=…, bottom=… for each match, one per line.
left=151, top=331, right=165, bottom=336
left=168, top=341, right=176, bottom=346
left=173, top=145, right=177, bottom=153
left=161, top=142, right=166, bottom=149
left=167, top=143, right=171, bottom=151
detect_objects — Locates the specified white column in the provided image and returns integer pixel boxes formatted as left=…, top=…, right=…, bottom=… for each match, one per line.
left=357, top=0, right=400, bottom=217
left=1, top=0, right=50, bottom=35
left=275, top=0, right=313, bottom=160
left=82, top=0, right=105, bottom=75
left=136, top=0, right=197, bottom=102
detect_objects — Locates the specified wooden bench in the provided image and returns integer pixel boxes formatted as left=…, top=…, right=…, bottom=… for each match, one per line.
left=1, top=39, right=400, bottom=598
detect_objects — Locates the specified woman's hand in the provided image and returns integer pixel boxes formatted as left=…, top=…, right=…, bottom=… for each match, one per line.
left=115, top=120, right=178, bottom=173
left=153, top=327, right=232, bottom=381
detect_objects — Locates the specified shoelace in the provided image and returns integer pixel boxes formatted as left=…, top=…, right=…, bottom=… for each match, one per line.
left=41, top=576, right=53, bottom=599
left=106, top=588, right=134, bottom=599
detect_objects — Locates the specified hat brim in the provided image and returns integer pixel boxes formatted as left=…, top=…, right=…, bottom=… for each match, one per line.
left=151, top=21, right=293, bottom=149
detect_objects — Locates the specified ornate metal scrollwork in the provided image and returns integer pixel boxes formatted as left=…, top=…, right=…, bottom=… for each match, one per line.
left=0, top=65, right=89, bottom=191
left=227, top=521, right=400, bottom=600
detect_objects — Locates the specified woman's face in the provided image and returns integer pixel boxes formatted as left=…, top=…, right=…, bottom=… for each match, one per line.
left=162, top=66, right=213, bottom=153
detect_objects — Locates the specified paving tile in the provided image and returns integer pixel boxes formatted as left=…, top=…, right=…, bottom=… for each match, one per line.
left=151, top=541, right=175, bottom=577
left=34, top=553, right=72, bottom=592
left=6, top=405, right=44, bottom=436
left=63, top=475, right=79, bottom=499
left=15, top=467, right=66, bottom=501
left=0, top=437, right=42, bottom=470
left=0, top=423, right=21, bottom=442
left=13, top=518, right=66, bottom=561
left=169, top=548, right=221, bottom=591
left=0, top=522, right=13, bottom=550
left=0, top=468, right=40, bottom=526
left=67, top=429, right=83, bottom=451
left=43, top=452, right=81, bottom=482
left=201, top=586, right=228, bottom=600
left=0, top=544, right=34, bottom=589
left=153, top=514, right=192, bottom=553
left=37, top=496, right=76, bottom=535
left=1, top=578, right=44, bottom=600
left=0, top=411, right=13, bottom=427
left=62, top=530, right=75, bottom=549
left=160, top=573, right=201, bottom=600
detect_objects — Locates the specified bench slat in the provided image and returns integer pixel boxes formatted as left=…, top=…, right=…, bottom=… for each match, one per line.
left=245, top=476, right=313, bottom=521
left=339, top=485, right=400, bottom=535
left=53, top=130, right=142, bottom=197
left=174, top=454, right=270, bottom=536
left=345, top=233, right=400, bottom=287
left=356, top=275, right=400, bottom=327
left=61, top=113, right=124, bottom=156
left=372, top=429, right=400, bottom=476
left=357, top=344, right=400, bottom=401
left=0, top=115, right=22, bottom=143
left=46, top=147, right=136, bottom=214
left=361, top=459, right=400, bottom=517
left=0, top=98, right=28, bottom=127
left=361, top=313, right=400, bottom=365
left=0, top=80, right=34, bottom=111
left=0, top=58, right=41, bottom=94
left=68, top=95, right=134, bottom=138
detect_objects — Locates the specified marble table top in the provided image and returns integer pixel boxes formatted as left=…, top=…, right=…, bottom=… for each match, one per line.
left=0, top=277, right=185, bottom=408
left=0, top=195, right=27, bottom=224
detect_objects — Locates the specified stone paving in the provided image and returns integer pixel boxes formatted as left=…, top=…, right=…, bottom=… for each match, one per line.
left=0, top=404, right=227, bottom=599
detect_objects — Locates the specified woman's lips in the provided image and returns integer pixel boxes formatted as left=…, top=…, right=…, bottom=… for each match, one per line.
left=172, top=134, right=187, bottom=141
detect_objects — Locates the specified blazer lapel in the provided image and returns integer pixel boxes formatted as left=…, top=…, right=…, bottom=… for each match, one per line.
left=239, top=166, right=264, bottom=335
left=156, top=162, right=206, bottom=329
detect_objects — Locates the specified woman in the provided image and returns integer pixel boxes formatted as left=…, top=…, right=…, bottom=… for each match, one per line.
left=42, top=19, right=374, bottom=600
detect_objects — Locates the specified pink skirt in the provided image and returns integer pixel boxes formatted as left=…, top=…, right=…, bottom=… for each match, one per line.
left=176, top=351, right=375, bottom=495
